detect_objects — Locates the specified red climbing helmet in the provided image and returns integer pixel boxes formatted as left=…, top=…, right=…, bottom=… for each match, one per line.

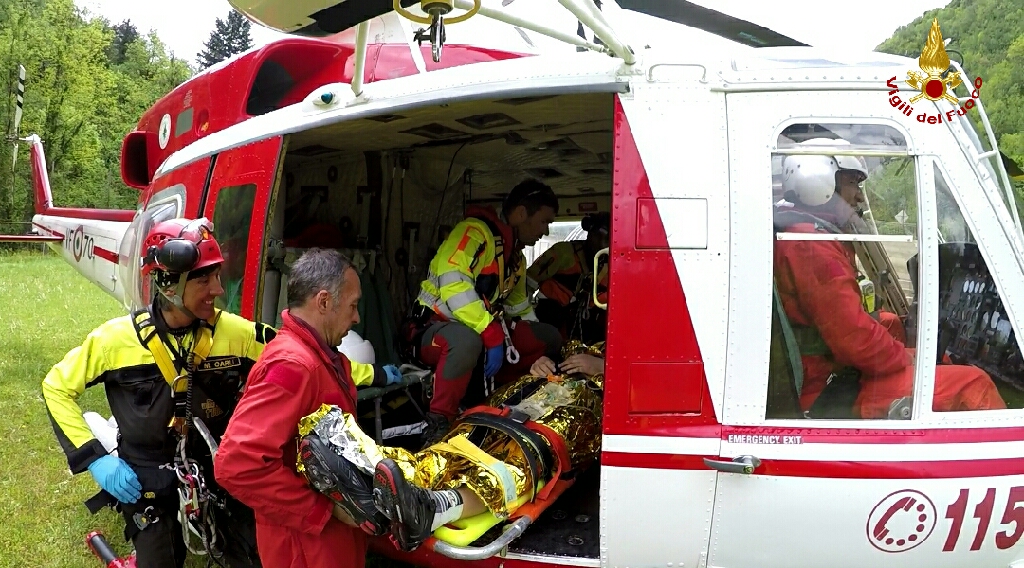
left=141, top=217, right=224, bottom=278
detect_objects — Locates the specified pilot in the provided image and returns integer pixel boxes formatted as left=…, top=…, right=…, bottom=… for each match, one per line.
left=293, top=339, right=605, bottom=553
left=402, top=179, right=564, bottom=447
left=41, top=218, right=269, bottom=568
left=773, top=144, right=1006, bottom=418
left=526, top=212, right=610, bottom=345
left=778, top=138, right=907, bottom=344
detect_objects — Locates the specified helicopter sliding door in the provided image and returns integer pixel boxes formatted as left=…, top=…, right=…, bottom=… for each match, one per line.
left=710, top=84, right=1024, bottom=568
left=199, top=136, right=286, bottom=321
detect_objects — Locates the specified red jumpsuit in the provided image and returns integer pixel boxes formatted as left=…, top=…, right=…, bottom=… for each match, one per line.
left=774, top=221, right=1006, bottom=418
left=214, top=310, right=367, bottom=568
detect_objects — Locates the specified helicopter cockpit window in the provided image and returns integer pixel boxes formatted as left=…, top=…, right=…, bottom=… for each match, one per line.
left=930, top=163, right=1017, bottom=411
left=211, top=183, right=256, bottom=315
left=768, top=123, right=920, bottom=420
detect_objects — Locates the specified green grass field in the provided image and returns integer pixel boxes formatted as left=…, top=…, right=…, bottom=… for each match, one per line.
left=0, top=250, right=136, bottom=567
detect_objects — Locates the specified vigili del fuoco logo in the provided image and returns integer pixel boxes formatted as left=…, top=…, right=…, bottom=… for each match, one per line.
left=886, top=18, right=983, bottom=125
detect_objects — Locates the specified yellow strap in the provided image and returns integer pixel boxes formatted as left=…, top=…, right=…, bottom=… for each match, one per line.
left=134, top=311, right=217, bottom=391
left=434, top=435, right=518, bottom=506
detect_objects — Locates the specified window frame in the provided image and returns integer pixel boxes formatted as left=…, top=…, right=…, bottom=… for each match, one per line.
left=920, top=157, right=1024, bottom=421
left=209, top=183, right=258, bottom=316
left=762, top=120, right=935, bottom=426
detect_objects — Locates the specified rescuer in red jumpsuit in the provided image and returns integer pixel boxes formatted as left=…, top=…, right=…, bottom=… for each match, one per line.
left=773, top=141, right=1006, bottom=418
left=215, top=249, right=400, bottom=568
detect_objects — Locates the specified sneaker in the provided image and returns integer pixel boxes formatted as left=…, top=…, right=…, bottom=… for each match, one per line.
left=419, top=412, right=450, bottom=450
left=298, top=435, right=389, bottom=536
left=373, top=458, right=436, bottom=551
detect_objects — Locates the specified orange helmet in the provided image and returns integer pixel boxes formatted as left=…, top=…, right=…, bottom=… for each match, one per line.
left=141, top=217, right=224, bottom=279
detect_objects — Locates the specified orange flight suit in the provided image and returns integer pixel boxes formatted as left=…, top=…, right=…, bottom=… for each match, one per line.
left=774, top=220, right=1006, bottom=418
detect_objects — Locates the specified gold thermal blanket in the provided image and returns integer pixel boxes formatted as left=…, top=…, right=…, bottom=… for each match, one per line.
left=297, top=341, right=604, bottom=519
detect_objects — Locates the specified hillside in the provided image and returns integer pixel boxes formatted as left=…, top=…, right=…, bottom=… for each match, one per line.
left=876, top=0, right=1024, bottom=166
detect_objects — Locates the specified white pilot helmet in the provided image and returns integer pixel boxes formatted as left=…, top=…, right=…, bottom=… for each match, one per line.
left=781, top=138, right=868, bottom=206
left=801, top=137, right=869, bottom=179
left=782, top=153, right=840, bottom=206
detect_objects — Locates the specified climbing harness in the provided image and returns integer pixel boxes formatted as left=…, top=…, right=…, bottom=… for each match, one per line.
left=133, top=309, right=225, bottom=563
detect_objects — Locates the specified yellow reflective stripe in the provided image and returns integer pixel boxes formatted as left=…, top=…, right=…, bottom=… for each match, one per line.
left=439, top=271, right=473, bottom=287
left=447, top=289, right=482, bottom=312
left=505, top=299, right=531, bottom=315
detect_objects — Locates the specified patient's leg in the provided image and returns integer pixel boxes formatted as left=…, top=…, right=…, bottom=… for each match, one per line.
left=373, top=458, right=507, bottom=552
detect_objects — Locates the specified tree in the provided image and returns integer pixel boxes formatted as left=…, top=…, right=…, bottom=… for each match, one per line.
left=196, top=10, right=253, bottom=70
left=876, top=0, right=1024, bottom=219
left=105, top=19, right=139, bottom=65
left=0, top=0, right=192, bottom=225
left=876, top=0, right=1024, bottom=164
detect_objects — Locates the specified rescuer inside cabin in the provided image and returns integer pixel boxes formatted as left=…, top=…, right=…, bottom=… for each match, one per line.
left=527, top=212, right=610, bottom=345
left=776, top=138, right=907, bottom=344
left=214, top=248, right=403, bottom=568
left=773, top=142, right=1006, bottom=418
left=293, top=339, right=606, bottom=553
left=41, top=218, right=270, bottom=568
left=403, top=179, right=564, bottom=447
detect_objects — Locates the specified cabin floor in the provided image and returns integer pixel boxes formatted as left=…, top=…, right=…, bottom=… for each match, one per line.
left=473, top=465, right=601, bottom=559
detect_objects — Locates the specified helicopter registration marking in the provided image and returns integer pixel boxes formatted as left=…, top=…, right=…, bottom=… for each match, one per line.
left=727, top=434, right=803, bottom=445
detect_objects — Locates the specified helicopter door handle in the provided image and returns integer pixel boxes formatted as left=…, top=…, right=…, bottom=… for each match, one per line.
left=703, top=455, right=761, bottom=475
left=593, top=247, right=609, bottom=310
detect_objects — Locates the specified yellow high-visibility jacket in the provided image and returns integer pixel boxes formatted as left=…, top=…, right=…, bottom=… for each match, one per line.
left=42, top=309, right=379, bottom=473
left=417, top=206, right=535, bottom=334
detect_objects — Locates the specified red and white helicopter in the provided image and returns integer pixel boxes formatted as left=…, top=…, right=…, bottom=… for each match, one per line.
left=7, top=0, right=1024, bottom=566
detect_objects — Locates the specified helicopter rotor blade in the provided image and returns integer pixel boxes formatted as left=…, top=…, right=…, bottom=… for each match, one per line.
left=11, top=64, right=25, bottom=170
left=615, top=0, right=807, bottom=48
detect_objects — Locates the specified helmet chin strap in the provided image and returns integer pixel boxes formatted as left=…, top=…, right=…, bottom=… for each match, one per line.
left=160, top=271, right=200, bottom=323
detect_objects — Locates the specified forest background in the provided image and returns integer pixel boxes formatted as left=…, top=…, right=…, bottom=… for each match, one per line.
left=0, top=0, right=252, bottom=231
left=0, top=0, right=1022, bottom=231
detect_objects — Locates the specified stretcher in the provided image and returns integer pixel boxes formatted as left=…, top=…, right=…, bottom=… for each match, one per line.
left=417, top=401, right=586, bottom=561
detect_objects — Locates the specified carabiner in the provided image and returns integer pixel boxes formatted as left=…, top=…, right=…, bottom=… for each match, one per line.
left=505, top=343, right=520, bottom=365
left=498, top=317, right=520, bottom=364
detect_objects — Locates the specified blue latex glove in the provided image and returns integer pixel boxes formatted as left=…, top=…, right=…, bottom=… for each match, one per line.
left=383, top=364, right=402, bottom=386
left=87, top=454, right=141, bottom=504
left=484, top=344, right=505, bottom=378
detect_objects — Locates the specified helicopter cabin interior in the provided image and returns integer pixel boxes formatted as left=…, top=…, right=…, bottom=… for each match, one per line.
left=192, top=89, right=1024, bottom=558
left=207, top=91, right=616, bottom=559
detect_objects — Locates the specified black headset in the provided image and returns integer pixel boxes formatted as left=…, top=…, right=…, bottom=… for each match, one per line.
left=146, top=237, right=200, bottom=275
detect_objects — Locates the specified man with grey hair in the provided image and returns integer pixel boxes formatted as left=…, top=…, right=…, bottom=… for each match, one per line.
left=215, top=248, right=395, bottom=568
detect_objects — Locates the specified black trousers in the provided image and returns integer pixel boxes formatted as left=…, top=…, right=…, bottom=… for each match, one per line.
left=120, top=465, right=261, bottom=568
left=121, top=495, right=186, bottom=568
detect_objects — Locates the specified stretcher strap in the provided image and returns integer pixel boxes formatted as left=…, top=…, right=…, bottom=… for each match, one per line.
left=459, top=406, right=572, bottom=503
left=433, top=435, right=519, bottom=507
left=457, top=412, right=544, bottom=502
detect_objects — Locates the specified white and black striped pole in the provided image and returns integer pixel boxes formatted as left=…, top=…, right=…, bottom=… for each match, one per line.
left=12, top=64, right=25, bottom=169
